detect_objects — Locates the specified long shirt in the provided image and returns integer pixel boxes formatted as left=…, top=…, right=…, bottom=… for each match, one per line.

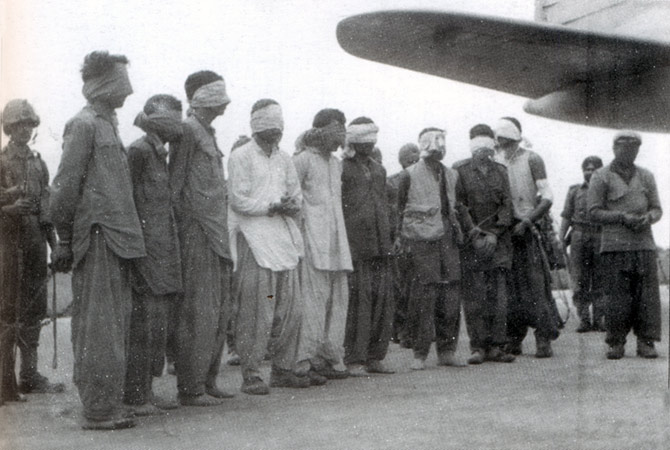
left=49, top=104, right=145, bottom=266
left=169, top=115, right=229, bottom=259
left=293, top=147, right=352, bottom=272
left=227, top=139, right=303, bottom=271
left=454, top=157, right=513, bottom=270
left=588, top=164, right=662, bottom=253
left=127, top=134, right=182, bottom=295
left=341, top=155, right=392, bottom=260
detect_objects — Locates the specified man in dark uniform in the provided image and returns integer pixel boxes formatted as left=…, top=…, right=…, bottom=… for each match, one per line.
left=588, top=131, right=662, bottom=359
left=124, top=94, right=184, bottom=415
left=397, top=127, right=466, bottom=370
left=454, top=125, right=516, bottom=364
left=341, top=117, right=395, bottom=375
left=1, top=99, right=65, bottom=405
left=559, top=156, right=605, bottom=333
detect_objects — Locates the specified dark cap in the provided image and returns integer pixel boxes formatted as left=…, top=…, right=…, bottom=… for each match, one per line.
left=613, top=130, right=642, bottom=145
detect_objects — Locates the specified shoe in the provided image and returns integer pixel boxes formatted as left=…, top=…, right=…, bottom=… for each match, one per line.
left=241, top=377, right=270, bottom=395
left=576, top=321, right=592, bottom=333
left=437, top=351, right=466, bottom=367
left=127, top=403, right=166, bottom=416
left=315, top=366, right=349, bottom=380
left=2, top=392, right=26, bottom=403
left=206, top=384, right=235, bottom=399
left=485, top=347, right=515, bottom=363
left=307, top=370, right=328, bottom=386
left=269, top=369, right=310, bottom=389
left=636, top=340, right=658, bottom=359
left=505, top=341, right=522, bottom=356
left=179, top=393, right=224, bottom=406
left=150, top=395, right=179, bottom=410
left=366, top=360, right=395, bottom=374
left=607, top=344, right=625, bottom=360
left=346, top=364, right=368, bottom=377
left=82, top=417, right=136, bottom=430
left=467, top=351, right=484, bottom=365
left=227, top=354, right=241, bottom=366
left=535, top=340, right=553, bottom=358
left=19, top=373, right=66, bottom=394
left=410, top=358, right=425, bottom=370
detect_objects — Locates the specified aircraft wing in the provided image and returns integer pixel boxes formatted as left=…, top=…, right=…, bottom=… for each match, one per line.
left=336, top=10, right=670, bottom=99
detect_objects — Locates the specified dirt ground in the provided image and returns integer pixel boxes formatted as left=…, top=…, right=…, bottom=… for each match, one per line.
left=1, top=290, right=668, bottom=450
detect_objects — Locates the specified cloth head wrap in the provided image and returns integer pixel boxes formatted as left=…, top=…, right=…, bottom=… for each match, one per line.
left=418, top=129, right=446, bottom=159
left=189, top=80, right=231, bottom=108
left=346, top=122, right=379, bottom=145
left=133, top=109, right=182, bottom=139
left=2, top=99, right=40, bottom=134
left=343, top=122, right=379, bottom=159
left=82, top=63, right=133, bottom=102
left=494, top=118, right=522, bottom=141
left=250, top=103, right=284, bottom=133
left=469, top=136, right=496, bottom=154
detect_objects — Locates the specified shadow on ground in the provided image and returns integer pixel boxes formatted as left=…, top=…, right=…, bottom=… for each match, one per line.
left=1, top=290, right=668, bottom=450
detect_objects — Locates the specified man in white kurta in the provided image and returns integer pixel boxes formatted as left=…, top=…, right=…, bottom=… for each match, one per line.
left=293, top=109, right=353, bottom=380
left=228, top=99, right=308, bottom=395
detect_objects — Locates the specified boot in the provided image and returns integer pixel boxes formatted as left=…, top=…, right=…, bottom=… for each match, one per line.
left=505, top=341, right=522, bottom=356
left=437, top=351, right=466, bottom=367
left=636, top=340, right=658, bottom=359
left=607, top=344, right=625, bottom=360
left=19, top=373, right=65, bottom=394
left=485, top=347, right=516, bottom=363
left=467, top=350, right=484, bottom=365
left=576, top=320, right=592, bottom=333
left=535, top=338, right=553, bottom=358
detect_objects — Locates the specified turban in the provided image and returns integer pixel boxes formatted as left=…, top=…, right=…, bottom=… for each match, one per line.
left=133, top=109, right=182, bottom=139
left=2, top=99, right=39, bottom=134
left=343, top=122, right=379, bottom=159
left=250, top=103, right=284, bottom=133
left=82, top=63, right=133, bottom=102
left=418, top=129, right=446, bottom=159
left=346, top=122, right=379, bottom=144
left=494, top=118, right=522, bottom=141
left=189, top=80, right=231, bottom=108
left=469, top=136, right=496, bottom=154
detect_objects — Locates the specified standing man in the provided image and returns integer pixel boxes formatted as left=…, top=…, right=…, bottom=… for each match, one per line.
left=228, top=99, right=309, bottom=394
left=169, top=70, right=233, bottom=406
left=50, top=51, right=144, bottom=429
left=397, top=127, right=466, bottom=370
left=388, top=143, right=420, bottom=348
left=1, top=99, right=65, bottom=405
left=559, top=156, right=605, bottom=333
left=454, top=128, right=516, bottom=364
left=293, top=109, right=352, bottom=381
left=341, top=117, right=395, bottom=375
left=588, top=131, right=662, bottom=359
left=493, top=117, right=559, bottom=358
left=123, top=95, right=184, bottom=415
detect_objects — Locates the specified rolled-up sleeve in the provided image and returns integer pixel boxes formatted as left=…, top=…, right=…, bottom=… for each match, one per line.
left=49, top=118, right=94, bottom=242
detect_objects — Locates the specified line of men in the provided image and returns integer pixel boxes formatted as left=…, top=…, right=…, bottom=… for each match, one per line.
left=0, top=50, right=663, bottom=430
